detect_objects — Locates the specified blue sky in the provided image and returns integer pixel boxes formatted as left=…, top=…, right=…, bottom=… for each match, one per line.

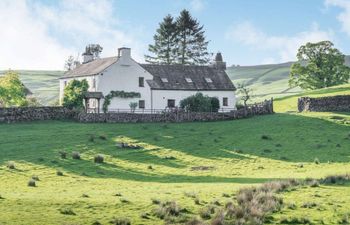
left=1, top=0, right=350, bottom=69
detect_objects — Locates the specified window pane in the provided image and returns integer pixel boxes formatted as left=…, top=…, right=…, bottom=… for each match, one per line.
left=223, top=97, right=228, bottom=106
left=167, top=99, right=175, bottom=108
left=139, top=77, right=144, bottom=87
left=139, top=100, right=145, bottom=108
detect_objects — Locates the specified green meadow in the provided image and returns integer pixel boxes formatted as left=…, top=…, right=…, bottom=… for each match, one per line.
left=0, top=84, right=349, bottom=224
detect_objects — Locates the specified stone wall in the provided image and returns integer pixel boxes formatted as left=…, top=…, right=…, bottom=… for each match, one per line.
left=0, top=107, right=77, bottom=123
left=0, top=100, right=273, bottom=123
left=77, top=99, right=274, bottom=123
left=298, top=95, right=350, bottom=112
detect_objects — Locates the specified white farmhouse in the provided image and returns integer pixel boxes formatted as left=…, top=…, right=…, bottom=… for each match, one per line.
left=59, top=47, right=236, bottom=112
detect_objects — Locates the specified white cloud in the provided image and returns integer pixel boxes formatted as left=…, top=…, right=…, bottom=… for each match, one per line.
left=325, top=0, right=350, bottom=36
left=190, top=0, right=205, bottom=12
left=0, top=0, right=145, bottom=70
left=226, top=21, right=334, bottom=63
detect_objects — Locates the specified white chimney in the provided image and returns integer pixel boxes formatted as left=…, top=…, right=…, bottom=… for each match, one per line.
left=118, top=47, right=131, bottom=58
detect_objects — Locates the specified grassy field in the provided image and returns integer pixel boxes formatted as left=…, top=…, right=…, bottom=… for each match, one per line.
left=0, top=84, right=349, bottom=224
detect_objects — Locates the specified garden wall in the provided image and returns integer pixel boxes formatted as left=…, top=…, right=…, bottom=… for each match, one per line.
left=77, top=100, right=274, bottom=123
left=0, top=100, right=273, bottom=123
left=0, top=107, right=77, bottom=123
left=298, top=95, right=350, bottom=112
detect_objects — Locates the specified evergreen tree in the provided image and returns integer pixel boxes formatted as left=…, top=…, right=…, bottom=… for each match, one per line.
left=175, top=9, right=210, bottom=65
left=145, top=15, right=177, bottom=64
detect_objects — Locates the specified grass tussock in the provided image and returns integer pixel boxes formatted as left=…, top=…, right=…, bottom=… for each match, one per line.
left=27, top=179, right=36, bottom=187
left=153, top=200, right=181, bottom=219
left=7, top=161, right=15, bottom=169
left=59, top=207, right=76, bottom=216
left=109, top=217, right=131, bottom=225
left=279, top=216, right=311, bottom=224
left=321, top=174, right=350, bottom=184
left=56, top=170, right=63, bottom=176
left=94, top=154, right=104, bottom=163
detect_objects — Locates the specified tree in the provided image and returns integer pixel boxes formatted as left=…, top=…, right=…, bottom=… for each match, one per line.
left=83, top=44, right=103, bottom=59
left=62, top=79, right=89, bottom=109
left=0, top=70, right=27, bottom=107
left=145, top=10, right=210, bottom=65
left=175, top=10, right=210, bottom=65
left=236, top=83, right=253, bottom=107
left=145, top=15, right=177, bottom=64
left=64, top=55, right=75, bottom=71
left=289, top=41, right=350, bottom=90
left=180, top=92, right=220, bottom=112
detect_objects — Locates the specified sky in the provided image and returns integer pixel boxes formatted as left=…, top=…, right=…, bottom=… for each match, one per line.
left=1, top=0, right=350, bottom=70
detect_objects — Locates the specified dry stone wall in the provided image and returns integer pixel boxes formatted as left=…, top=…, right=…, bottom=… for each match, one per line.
left=298, top=95, right=350, bottom=112
left=0, top=100, right=274, bottom=123
left=0, top=107, right=77, bottom=123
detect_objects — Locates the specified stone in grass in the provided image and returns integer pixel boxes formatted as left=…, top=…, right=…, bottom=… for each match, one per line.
left=72, top=151, right=81, bottom=160
left=28, top=179, right=36, bottom=187
left=7, top=161, right=15, bottom=169
left=94, top=154, right=104, bottom=164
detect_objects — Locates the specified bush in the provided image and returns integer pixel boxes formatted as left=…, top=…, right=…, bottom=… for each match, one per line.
left=59, top=151, right=67, bottom=159
left=186, top=217, right=204, bottom=225
left=109, top=218, right=131, bottom=225
left=180, top=93, right=220, bottom=112
left=81, top=194, right=89, bottom=198
left=261, top=135, right=271, bottom=140
left=28, top=179, right=36, bottom=187
left=94, top=154, right=104, bottom=163
left=280, top=216, right=311, bottom=224
left=140, top=212, right=150, bottom=219
left=89, top=134, right=95, bottom=142
left=99, top=135, right=107, bottom=140
left=7, top=161, right=15, bottom=169
left=148, top=165, right=153, bottom=170
left=72, top=152, right=81, bottom=160
left=322, top=174, right=350, bottom=184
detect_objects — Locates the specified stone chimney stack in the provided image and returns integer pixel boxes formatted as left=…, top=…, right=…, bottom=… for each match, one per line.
left=212, top=52, right=226, bottom=70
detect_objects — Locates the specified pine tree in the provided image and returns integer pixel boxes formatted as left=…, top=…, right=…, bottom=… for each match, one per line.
left=145, top=15, right=177, bottom=64
left=175, top=9, right=210, bottom=65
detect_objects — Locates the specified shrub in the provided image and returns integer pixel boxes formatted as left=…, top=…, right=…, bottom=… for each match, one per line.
left=109, top=217, right=131, bottom=225
left=180, top=93, right=220, bottom=112
left=7, top=161, right=15, bottom=169
left=184, top=192, right=197, bottom=199
left=194, top=197, right=200, bottom=205
left=81, top=194, right=89, bottom=198
left=186, top=217, right=204, bottom=225
left=56, top=170, right=64, bottom=176
left=94, top=154, right=104, bottom=163
left=340, top=213, right=350, bottom=224
left=153, top=201, right=181, bottom=219
left=148, top=165, right=153, bottom=170
left=72, top=152, right=81, bottom=160
left=199, top=205, right=216, bottom=219
left=287, top=203, right=297, bottom=210
left=115, top=193, right=122, bottom=197
left=31, top=175, right=40, bottom=181
left=309, top=179, right=320, bottom=187
left=59, top=207, right=76, bottom=215
left=301, top=202, right=317, bottom=208
left=59, top=151, right=67, bottom=159
left=279, top=216, right=311, bottom=224
left=92, top=221, right=102, bottom=225
left=28, top=179, right=36, bottom=187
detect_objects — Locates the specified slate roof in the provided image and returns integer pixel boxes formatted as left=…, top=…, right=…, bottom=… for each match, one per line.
left=141, top=64, right=236, bottom=91
left=61, top=57, right=119, bottom=78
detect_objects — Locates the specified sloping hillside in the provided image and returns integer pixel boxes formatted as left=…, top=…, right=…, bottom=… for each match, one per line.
left=0, top=70, right=64, bottom=105
left=227, top=56, right=350, bottom=101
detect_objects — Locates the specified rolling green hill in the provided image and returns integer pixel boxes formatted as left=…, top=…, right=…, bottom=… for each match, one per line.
left=0, top=70, right=64, bottom=105
left=226, top=55, right=350, bottom=102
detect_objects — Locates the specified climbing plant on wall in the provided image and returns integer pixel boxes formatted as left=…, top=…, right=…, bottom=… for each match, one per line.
left=103, top=90, right=141, bottom=113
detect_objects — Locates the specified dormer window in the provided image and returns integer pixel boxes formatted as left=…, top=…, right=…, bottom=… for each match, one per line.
left=205, top=78, right=213, bottom=83
left=161, top=78, right=168, bottom=83
left=185, top=78, right=192, bottom=83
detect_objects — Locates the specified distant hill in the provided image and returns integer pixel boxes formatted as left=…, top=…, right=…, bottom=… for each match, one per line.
left=0, top=70, right=64, bottom=105
left=227, top=55, right=350, bottom=101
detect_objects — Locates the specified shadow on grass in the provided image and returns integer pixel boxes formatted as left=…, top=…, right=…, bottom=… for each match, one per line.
left=0, top=113, right=349, bottom=182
